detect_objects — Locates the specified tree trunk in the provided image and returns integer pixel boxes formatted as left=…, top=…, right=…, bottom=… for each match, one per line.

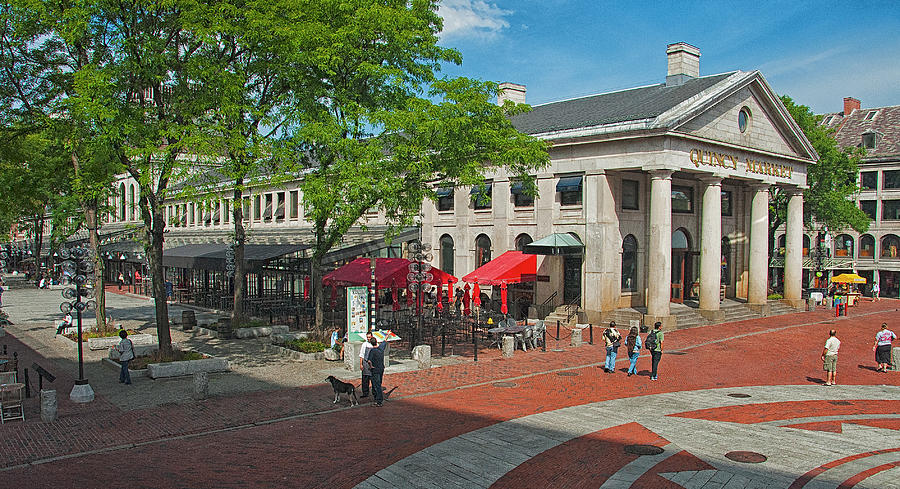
left=85, top=204, right=108, bottom=332
left=231, top=185, right=246, bottom=326
left=144, top=202, right=171, bottom=354
left=33, top=214, right=44, bottom=283
left=312, top=253, right=325, bottom=332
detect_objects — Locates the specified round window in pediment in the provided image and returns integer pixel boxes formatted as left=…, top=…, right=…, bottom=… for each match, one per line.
left=739, top=107, right=752, bottom=133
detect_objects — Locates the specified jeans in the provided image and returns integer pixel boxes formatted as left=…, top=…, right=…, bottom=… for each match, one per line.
left=627, top=352, right=639, bottom=374
left=361, top=374, right=371, bottom=396
left=605, top=347, right=618, bottom=371
left=650, top=351, right=662, bottom=379
left=371, top=371, right=384, bottom=404
left=119, top=359, right=131, bottom=384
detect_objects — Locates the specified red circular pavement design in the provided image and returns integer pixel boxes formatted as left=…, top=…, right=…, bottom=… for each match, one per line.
left=0, top=301, right=897, bottom=488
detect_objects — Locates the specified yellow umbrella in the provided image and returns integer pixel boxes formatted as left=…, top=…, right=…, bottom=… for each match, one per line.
left=831, top=273, right=866, bottom=284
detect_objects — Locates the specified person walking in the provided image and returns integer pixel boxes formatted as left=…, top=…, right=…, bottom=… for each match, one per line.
left=822, top=329, right=840, bottom=385
left=603, top=321, right=621, bottom=373
left=366, top=336, right=388, bottom=407
left=647, top=321, right=664, bottom=381
left=117, top=272, right=125, bottom=290
left=873, top=323, right=896, bottom=372
left=625, top=326, right=642, bottom=376
left=359, top=331, right=375, bottom=398
left=872, top=281, right=880, bottom=302
left=114, top=330, right=135, bottom=385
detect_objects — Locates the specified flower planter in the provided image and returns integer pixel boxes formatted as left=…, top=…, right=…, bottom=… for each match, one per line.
left=88, top=334, right=154, bottom=351
left=261, top=342, right=324, bottom=361
left=145, top=355, right=229, bottom=379
left=101, top=358, right=149, bottom=379
left=234, top=325, right=290, bottom=339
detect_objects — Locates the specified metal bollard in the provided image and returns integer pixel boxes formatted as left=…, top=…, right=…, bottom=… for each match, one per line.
left=542, top=329, right=547, bottom=352
left=23, top=368, right=31, bottom=398
left=473, top=322, right=478, bottom=362
left=589, top=324, right=593, bottom=345
left=441, top=323, right=446, bottom=357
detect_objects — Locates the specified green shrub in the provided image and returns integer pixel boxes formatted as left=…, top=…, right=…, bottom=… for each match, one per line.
left=285, top=339, right=327, bottom=353
left=238, top=319, right=269, bottom=329
left=767, top=293, right=783, bottom=300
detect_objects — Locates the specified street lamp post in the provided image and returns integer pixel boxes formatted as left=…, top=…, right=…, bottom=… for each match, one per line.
left=59, top=247, right=97, bottom=403
left=406, top=241, right=433, bottom=349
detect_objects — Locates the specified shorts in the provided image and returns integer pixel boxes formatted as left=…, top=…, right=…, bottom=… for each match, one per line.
left=823, top=355, right=837, bottom=372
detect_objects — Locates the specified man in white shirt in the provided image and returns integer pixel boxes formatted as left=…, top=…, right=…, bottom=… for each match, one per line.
left=359, top=331, right=375, bottom=397
left=821, top=329, right=840, bottom=386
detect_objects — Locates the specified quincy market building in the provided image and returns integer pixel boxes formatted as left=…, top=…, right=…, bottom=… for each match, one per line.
left=422, top=43, right=817, bottom=328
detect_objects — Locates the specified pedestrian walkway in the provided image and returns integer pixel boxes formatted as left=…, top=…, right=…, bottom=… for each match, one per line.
left=0, top=285, right=898, bottom=488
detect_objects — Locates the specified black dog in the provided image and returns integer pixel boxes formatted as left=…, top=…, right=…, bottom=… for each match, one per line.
left=325, top=375, right=358, bottom=406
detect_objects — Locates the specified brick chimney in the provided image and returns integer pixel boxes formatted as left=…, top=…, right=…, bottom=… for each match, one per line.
left=843, top=97, right=860, bottom=116
left=497, top=82, right=526, bottom=106
left=666, top=42, right=700, bottom=87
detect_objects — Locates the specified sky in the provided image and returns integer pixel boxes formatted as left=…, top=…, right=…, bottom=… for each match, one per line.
left=435, top=0, right=900, bottom=114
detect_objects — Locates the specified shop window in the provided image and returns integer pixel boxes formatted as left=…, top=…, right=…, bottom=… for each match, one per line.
left=672, top=185, right=694, bottom=213
left=276, top=192, right=286, bottom=221
left=622, top=179, right=639, bottom=210
left=883, top=200, right=900, bottom=221
left=883, top=170, right=900, bottom=189
left=803, top=234, right=810, bottom=256
left=860, top=200, right=877, bottom=220
left=475, top=234, right=492, bottom=267
left=860, top=234, right=875, bottom=258
left=253, top=195, right=261, bottom=221
left=470, top=183, right=492, bottom=210
left=436, top=188, right=454, bottom=212
left=834, top=234, right=853, bottom=257
left=881, top=234, right=900, bottom=259
left=510, top=181, right=534, bottom=207
left=557, top=175, right=583, bottom=206
left=621, top=235, right=637, bottom=291
left=721, top=190, right=733, bottom=216
left=860, top=172, right=877, bottom=190
left=440, top=234, right=454, bottom=276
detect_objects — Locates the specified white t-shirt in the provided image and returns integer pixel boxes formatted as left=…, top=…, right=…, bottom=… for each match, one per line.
left=359, top=341, right=373, bottom=359
left=824, top=336, right=840, bottom=356
left=875, top=329, right=896, bottom=346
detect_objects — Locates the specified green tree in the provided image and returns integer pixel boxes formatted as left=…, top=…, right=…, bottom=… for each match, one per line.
left=284, top=1, right=549, bottom=330
left=771, top=96, right=869, bottom=251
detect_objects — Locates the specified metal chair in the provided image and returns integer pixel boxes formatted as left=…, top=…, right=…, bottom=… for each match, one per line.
left=0, top=371, right=15, bottom=384
left=532, top=320, right=546, bottom=349
left=0, top=383, right=25, bottom=423
left=514, top=325, right=533, bottom=352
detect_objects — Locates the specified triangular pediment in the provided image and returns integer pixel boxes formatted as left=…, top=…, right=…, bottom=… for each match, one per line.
left=656, top=71, right=818, bottom=162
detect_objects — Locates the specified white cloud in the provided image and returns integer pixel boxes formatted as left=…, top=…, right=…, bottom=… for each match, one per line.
left=438, top=0, right=512, bottom=39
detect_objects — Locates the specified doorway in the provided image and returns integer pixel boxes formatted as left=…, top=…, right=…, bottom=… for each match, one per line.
left=563, top=254, right=582, bottom=306
left=671, top=228, right=693, bottom=303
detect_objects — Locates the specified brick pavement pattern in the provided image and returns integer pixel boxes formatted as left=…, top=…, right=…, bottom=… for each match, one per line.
left=0, top=289, right=898, bottom=488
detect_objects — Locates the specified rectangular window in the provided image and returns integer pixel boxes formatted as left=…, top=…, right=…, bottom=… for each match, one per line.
left=861, top=172, right=877, bottom=190
left=557, top=175, right=583, bottom=206
left=883, top=170, right=900, bottom=189
left=862, top=133, right=877, bottom=149
left=223, top=199, right=230, bottom=223
left=436, top=188, right=454, bottom=211
left=289, top=191, right=298, bottom=219
left=860, top=200, right=877, bottom=220
left=721, top=190, right=733, bottom=216
left=252, top=196, right=260, bottom=221
left=276, top=192, right=286, bottom=221
left=510, top=181, right=534, bottom=207
left=622, top=179, right=639, bottom=210
left=470, top=183, right=492, bottom=210
left=263, top=194, right=273, bottom=221
left=883, top=200, right=900, bottom=221
left=671, top=185, right=694, bottom=213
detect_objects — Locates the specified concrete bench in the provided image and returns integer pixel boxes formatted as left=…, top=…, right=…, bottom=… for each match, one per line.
left=233, top=325, right=290, bottom=339
left=147, top=357, right=230, bottom=379
left=88, top=334, right=154, bottom=351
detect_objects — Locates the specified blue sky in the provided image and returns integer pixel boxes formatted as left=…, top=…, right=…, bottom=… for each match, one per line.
left=436, top=0, right=900, bottom=114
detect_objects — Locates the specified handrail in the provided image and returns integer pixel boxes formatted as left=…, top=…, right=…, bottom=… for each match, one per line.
left=564, top=296, right=581, bottom=323
left=540, top=290, right=558, bottom=307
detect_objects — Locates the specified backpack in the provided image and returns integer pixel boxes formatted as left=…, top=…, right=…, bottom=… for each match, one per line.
left=645, top=331, right=658, bottom=351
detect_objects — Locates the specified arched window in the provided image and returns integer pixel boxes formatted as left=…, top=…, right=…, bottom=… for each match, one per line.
left=777, top=234, right=786, bottom=256
left=672, top=228, right=690, bottom=250
left=621, top=235, right=637, bottom=291
left=860, top=234, right=875, bottom=258
left=475, top=234, right=492, bottom=267
left=514, top=233, right=533, bottom=251
left=119, top=183, right=126, bottom=221
left=834, top=234, right=854, bottom=257
left=881, top=234, right=900, bottom=258
left=129, top=184, right=137, bottom=220
left=440, top=234, right=454, bottom=276
left=802, top=235, right=810, bottom=256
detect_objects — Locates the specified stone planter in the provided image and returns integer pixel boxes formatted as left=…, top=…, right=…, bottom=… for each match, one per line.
left=147, top=356, right=229, bottom=379
left=271, top=332, right=311, bottom=343
left=261, top=342, right=324, bottom=361
left=88, top=334, right=154, bottom=351
left=101, top=357, right=149, bottom=378
left=234, top=325, right=290, bottom=339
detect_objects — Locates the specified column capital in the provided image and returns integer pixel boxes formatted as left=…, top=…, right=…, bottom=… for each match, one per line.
left=648, top=169, right=673, bottom=180
left=748, top=182, right=770, bottom=192
left=698, top=175, right=723, bottom=186
left=781, top=185, right=804, bottom=197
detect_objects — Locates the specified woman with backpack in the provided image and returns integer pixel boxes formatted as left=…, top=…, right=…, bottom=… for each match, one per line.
left=603, top=321, right=621, bottom=373
left=625, top=326, right=642, bottom=376
left=646, top=321, right=664, bottom=381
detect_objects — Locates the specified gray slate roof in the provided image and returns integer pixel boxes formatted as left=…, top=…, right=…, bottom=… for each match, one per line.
left=821, top=105, right=900, bottom=161
left=511, top=72, right=735, bottom=135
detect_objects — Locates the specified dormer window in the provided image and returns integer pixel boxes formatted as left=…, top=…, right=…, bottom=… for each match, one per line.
left=864, top=110, right=878, bottom=121
left=862, top=131, right=877, bottom=150
left=821, top=115, right=833, bottom=125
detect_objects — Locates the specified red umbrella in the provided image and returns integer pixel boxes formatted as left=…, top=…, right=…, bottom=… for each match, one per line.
left=472, top=283, right=481, bottom=307
left=392, top=284, right=400, bottom=311
left=435, top=282, right=443, bottom=310
left=303, top=276, right=311, bottom=300
left=447, top=284, right=454, bottom=304
left=500, top=282, right=508, bottom=314
left=463, top=283, right=471, bottom=315
left=329, top=285, right=337, bottom=309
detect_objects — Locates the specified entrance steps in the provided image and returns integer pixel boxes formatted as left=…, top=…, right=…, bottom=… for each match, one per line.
left=542, top=304, right=583, bottom=329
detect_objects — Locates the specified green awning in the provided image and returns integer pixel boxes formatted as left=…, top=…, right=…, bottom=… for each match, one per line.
left=523, top=233, right=584, bottom=255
